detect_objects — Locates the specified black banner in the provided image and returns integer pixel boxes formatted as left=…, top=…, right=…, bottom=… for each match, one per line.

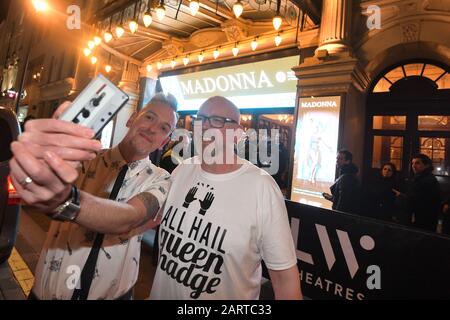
left=285, top=200, right=450, bottom=300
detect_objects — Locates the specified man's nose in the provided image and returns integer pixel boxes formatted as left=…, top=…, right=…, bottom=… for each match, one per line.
left=144, top=120, right=158, bottom=133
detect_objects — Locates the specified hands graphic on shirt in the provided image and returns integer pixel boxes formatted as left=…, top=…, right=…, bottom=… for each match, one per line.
left=199, top=192, right=215, bottom=216
left=182, top=186, right=215, bottom=215
left=183, top=187, right=198, bottom=208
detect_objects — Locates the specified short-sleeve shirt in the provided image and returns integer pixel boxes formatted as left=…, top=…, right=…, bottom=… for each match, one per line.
left=150, top=156, right=297, bottom=300
left=32, top=146, right=171, bottom=300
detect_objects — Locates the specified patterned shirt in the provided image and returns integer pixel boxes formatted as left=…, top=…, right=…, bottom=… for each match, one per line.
left=32, top=146, right=171, bottom=300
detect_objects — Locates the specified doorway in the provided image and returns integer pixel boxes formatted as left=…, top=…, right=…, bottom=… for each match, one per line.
left=365, top=60, right=450, bottom=196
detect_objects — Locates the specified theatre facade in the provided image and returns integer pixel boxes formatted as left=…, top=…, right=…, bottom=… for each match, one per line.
left=1, top=0, right=449, bottom=204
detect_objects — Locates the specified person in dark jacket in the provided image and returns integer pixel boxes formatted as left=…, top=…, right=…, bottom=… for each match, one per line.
left=323, top=150, right=360, bottom=214
left=394, top=154, right=441, bottom=232
left=368, top=162, right=399, bottom=222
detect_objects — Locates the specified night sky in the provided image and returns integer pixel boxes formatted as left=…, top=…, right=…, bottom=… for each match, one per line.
left=0, top=0, right=11, bottom=22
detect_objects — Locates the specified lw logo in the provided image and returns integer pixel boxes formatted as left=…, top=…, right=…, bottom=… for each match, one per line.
left=291, top=218, right=381, bottom=290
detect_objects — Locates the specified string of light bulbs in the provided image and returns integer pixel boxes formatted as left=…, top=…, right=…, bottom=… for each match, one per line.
left=82, top=0, right=289, bottom=74
left=144, top=30, right=288, bottom=72
left=92, top=0, right=285, bottom=45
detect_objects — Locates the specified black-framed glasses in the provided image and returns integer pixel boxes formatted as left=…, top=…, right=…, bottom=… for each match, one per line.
left=192, top=114, right=238, bottom=128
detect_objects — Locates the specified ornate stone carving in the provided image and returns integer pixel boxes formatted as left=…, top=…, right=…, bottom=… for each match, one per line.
left=162, top=39, right=184, bottom=56
left=190, top=29, right=224, bottom=48
left=401, top=23, right=420, bottom=43
left=221, top=20, right=248, bottom=42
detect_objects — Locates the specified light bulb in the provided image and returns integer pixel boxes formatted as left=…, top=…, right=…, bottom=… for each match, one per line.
left=94, top=36, right=102, bottom=46
left=146, top=64, right=153, bottom=72
left=251, top=39, right=258, bottom=51
left=190, top=0, right=200, bottom=16
left=232, top=45, right=239, bottom=57
left=32, top=0, right=48, bottom=12
left=156, top=5, right=165, bottom=21
left=105, top=65, right=112, bottom=73
left=233, top=1, right=244, bottom=18
left=129, top=20, right=138, bottom=34
left=170, top=59, right=176, bottom=69
left=88, top=40, right=95, bottom=49
left=83, top=48, right=91, bottom=57
left=183, top=56, right=189, bottom=66
left=198, top=52, right=204, bottom=63
left=273, top=15, right=282, bottom=31
left=91, top=56, right=97, bottom=65
left=275, top=34, right=282, bottom=46
left=157, top=61, right=163, bottom=70
left=143, top=12, right=152, bottom=27
left=213, top=49, right=220, bottom=59
left=104, top=31, right=113, bottom=43
left=115, top=26, right=125, bottom=38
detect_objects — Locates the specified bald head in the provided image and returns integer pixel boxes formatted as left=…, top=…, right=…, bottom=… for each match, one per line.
left=198, top=96, right=241, bottom=124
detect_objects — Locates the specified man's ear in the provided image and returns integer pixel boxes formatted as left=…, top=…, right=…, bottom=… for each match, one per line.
left=126, top=111, right=138, bottom=128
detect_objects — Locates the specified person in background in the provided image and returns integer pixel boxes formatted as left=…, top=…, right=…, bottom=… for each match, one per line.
left=367, top=162, right=399, bottom=222
left=394, top=154, right=441, bottom=232
left=323, top=150, right=361, bottom=214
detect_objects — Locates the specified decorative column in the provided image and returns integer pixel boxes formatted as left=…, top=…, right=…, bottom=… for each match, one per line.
left=292, top=0, right=371, bottom=172
left=317, top=0, right=353, bottom=56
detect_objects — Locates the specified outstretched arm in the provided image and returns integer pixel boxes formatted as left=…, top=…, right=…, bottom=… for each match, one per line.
left=10, top=142, right=161, bottom=234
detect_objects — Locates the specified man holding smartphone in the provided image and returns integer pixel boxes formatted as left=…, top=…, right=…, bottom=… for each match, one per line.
left=9, top=93, right=178, bottom=300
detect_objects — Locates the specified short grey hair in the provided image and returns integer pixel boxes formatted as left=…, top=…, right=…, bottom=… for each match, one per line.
left=150, top=92, right=178, bottom=112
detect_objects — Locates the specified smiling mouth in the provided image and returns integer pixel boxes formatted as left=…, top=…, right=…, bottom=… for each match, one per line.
left=138, top=132, right=153, bottom=143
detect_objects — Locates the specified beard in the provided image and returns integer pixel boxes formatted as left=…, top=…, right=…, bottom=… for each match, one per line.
left=130, top=134, right=157, bottom=156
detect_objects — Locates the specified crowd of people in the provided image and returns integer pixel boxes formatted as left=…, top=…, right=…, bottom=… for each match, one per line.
left=323, top=150, right=449, bottom=234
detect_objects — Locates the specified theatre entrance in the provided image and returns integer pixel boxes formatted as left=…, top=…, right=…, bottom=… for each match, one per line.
left=364, top=60, right=450, bottom=195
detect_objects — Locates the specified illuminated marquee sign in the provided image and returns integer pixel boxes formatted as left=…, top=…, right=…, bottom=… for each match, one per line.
left=291, top=96, right=341, bottom=209
left=159, top=56, right=299, bottom=111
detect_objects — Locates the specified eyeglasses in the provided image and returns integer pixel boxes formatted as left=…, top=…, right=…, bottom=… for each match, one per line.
left=192, top=114, right=238, bottom=128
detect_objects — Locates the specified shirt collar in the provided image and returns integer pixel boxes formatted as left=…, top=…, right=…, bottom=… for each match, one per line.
left=104, top=146, right=153, bottom=178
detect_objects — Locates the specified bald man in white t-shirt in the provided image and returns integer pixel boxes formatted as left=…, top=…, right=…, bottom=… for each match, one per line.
left=150, top=96, right=302, bottom=300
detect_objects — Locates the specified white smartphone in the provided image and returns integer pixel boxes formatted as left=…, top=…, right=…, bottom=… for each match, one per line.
left=59, top=74, right=129, bottom=138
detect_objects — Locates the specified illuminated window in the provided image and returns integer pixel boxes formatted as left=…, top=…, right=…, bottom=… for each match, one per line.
left=420, top=137, right=449, bottom=176
left=373, top=62, right=449, bottom=93
left=373, top=116, right=406, bottom=130
left=418, top=115, right=450, bottom=131
left=372, top=135, right=403, bottom=170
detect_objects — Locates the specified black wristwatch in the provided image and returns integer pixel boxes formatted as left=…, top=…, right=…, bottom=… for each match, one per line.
left=51, top=186, right=81, bottom=222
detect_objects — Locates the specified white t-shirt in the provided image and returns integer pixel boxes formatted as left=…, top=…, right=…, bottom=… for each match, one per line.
left=33, top=147, right=171, bottom=300
left=150, top=157, right=297, bottom=300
